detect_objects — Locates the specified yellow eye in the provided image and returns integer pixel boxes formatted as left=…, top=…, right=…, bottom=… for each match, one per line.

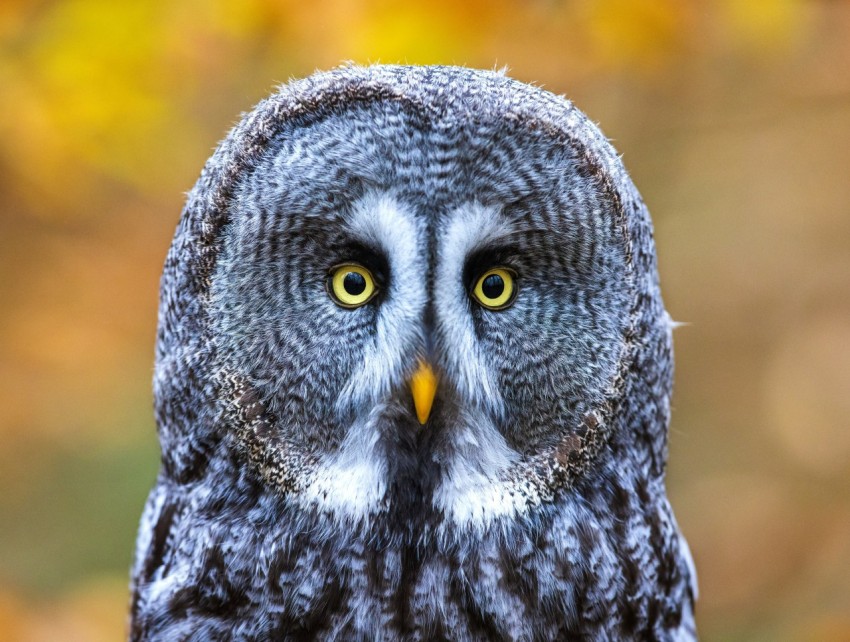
left=471, top=267, right=517, bottom=310
left=327, top=264, right=377, bottom=308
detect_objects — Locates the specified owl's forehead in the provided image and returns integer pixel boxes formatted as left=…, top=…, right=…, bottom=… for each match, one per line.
left=234, top=98, right=605, bottom=229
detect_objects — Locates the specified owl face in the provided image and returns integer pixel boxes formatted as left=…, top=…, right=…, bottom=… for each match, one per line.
left=207, top=94, right=633, bottom=527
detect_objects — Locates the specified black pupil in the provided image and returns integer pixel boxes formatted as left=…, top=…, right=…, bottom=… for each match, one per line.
left=343, top=271, right=367, bottom=296
left=481, top=273, right=505, bottom=299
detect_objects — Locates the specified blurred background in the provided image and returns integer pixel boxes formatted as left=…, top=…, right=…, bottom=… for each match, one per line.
left=1, top=0, right=848, bottom=639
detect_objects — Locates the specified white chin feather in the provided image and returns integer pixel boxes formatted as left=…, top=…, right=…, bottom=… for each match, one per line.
left=432, top=411, right=526, bottom=530
left=297, top=408, right=387, bottom=520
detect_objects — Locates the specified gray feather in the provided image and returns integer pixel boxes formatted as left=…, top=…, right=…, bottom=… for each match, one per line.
left=131, top=64, right=697, bottom=641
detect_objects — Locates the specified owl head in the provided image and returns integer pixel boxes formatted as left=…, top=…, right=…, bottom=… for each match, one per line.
left=153, top=65, right=672, bottom=531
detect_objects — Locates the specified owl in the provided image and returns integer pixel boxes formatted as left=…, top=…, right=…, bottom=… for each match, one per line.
left=130, top=65, right=697, bottom=640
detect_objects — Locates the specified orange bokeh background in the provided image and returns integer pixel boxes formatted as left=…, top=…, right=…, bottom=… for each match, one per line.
left=1, top=1, right=849, bottom=639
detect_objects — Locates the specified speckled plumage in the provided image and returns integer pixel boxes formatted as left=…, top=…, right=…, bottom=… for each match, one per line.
left=131, top=64, right=697, bottom=640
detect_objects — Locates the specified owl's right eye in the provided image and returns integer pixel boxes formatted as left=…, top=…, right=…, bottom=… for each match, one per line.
left=327, top=264, right=378, bottom=308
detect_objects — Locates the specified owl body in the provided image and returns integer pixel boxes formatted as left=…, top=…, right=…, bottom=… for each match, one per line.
left=131, top=65, right=696, bottom=640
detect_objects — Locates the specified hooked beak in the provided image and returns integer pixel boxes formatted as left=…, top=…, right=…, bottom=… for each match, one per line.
left=409, top=360, right=438, bottom=425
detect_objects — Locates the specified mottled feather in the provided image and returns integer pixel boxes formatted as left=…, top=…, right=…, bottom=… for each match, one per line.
left=131, top=64, right=697, bottom=641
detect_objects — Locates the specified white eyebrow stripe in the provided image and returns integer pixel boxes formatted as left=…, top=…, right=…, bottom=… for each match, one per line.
left=431, top=202, right=531, bottom=529
left=336, top=192, right=426, bottom=412
left=316, top=192, right=424, bottom=521
left=440, top=201, right=517, bottom=263
left=434, top=202, right=510, bottom=417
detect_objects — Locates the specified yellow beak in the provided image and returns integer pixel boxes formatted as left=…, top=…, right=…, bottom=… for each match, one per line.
left=410, top=360, right=438, bottom=425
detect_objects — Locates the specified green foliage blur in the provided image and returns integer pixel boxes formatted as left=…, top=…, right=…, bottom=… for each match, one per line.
left=1, top=1, right=848, bottom=639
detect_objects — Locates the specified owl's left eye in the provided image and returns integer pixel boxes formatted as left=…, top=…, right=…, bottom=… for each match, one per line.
left=327, top=264, right=378, bottom=308
left=471, top=267, right=517, bottom=310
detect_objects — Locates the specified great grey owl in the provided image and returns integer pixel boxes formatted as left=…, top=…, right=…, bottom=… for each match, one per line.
left=130, top=64, right=697, bottom=640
